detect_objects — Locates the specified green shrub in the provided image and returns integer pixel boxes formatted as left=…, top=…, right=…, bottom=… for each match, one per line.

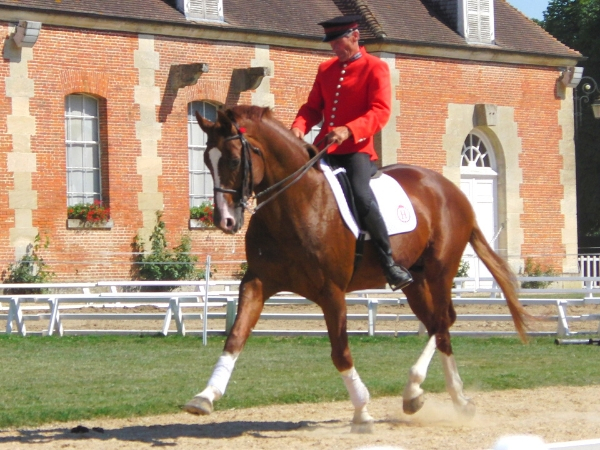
left=2, top=234, right=54, bottom=294
left=520, top=257, right=557, bottom=289
left=133, top=212, right=200, bottom=287
left=453, top=259, right=470, bottom=288
left=233, top=261, right=248, bottom=280
left=456, top=259, right=470, bottom=277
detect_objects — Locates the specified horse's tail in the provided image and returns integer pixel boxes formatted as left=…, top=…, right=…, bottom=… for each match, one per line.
left=469, top=225, right=529, bottom=342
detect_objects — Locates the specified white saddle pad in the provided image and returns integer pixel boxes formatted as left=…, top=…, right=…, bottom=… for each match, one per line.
left=320, top=160, right=417, bottom=239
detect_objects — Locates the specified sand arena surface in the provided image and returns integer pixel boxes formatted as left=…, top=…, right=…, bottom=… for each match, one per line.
left=1, top=385, right=600, bottom=449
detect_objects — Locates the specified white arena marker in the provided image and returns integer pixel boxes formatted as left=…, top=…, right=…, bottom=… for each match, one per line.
left=493, top=435, right=547, bottom=450
left=354, top=447, right=405, bottom=450
left=547, top=438, right=600, bottom=450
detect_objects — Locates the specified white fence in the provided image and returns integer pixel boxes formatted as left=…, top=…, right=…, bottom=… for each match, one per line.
left=1, top=275, right=600, bottom=341
left=579, top=254, right=600, bottom=287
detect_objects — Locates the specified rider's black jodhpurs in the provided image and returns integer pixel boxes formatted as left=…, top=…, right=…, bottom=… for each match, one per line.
left=326, top=152, right=377, bottom=218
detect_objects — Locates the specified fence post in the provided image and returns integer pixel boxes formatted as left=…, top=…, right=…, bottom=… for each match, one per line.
left=226, top=298, right=237, bottom=335
left=47, top=297, right=63, bottom=336
left=203, top=255, right=211, bottom=346
left=172, top=297, right=186, bottom=336
left=7, top=298, right=26, bottom=336
left=368, top=299, right=378, bottom=336
left=556, top=300, right=570, bottom=337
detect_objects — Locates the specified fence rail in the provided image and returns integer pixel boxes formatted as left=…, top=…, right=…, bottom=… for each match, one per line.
left=1, top=274, right=600, bottom=341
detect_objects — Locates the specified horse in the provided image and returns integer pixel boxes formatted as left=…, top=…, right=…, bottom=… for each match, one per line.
left=184, top=105, right=529, bottom=424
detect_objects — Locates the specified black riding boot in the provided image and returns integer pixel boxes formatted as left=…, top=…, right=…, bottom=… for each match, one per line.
left=361, top=202, right=413, bottom=291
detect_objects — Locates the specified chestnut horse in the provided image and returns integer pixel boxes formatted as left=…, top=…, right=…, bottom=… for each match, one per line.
left=184, top=105, right=528, bottom=424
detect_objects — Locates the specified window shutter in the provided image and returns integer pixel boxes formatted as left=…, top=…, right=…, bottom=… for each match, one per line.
left=465, top=0, right=494, bottom=44
left=181, top=0, right=223, bottom=21
left=204, top=0, right=221, bottom=20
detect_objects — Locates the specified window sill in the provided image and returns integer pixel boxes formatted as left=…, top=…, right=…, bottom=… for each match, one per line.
left=67, top=219, right=114, bottom=229
left=189, top=219, right=216, bottom=230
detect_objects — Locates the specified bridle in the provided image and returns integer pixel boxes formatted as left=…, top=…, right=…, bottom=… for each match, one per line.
left=212, top=125, right=259, bottom=212
left=214, top=125, right=331, bottom=214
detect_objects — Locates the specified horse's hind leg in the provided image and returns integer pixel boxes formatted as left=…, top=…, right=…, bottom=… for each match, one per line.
left=439, top=350, right=475, bottom=417
left=184, top=275, right=268, bottom=416
left=403, top=270, right=475, bottom=418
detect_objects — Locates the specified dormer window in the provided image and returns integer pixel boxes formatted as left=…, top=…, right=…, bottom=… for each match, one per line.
left=459, top=0, right=495, bottom=45
left=176, top=0, right=223, bottom=22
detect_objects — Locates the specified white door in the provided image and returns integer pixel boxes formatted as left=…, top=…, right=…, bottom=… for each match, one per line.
left=459, top=131, right=498, bottom=288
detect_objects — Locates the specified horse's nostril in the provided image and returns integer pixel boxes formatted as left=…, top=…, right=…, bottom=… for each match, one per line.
left=225, top=218, right=235, bottom=229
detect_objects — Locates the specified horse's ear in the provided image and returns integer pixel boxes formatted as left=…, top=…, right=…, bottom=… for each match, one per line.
left=218, top=109, right=236, bottom=131
left=261, top=107, right=273, bottom=120
left=195, top=111, right=214, bottom=133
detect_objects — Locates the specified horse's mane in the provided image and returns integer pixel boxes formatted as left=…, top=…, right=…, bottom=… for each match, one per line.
left=226, top=105, right=320, bottom=160
left=226, top=105, right=269, bottom=123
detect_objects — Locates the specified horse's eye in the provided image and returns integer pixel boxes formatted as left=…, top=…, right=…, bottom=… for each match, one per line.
left=229, top=158, right=241, bottom=170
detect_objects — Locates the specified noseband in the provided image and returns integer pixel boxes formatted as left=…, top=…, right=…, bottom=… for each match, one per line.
left=213, top=126, right=261, bottom=212
left=215, top=125, right=331, bottom=214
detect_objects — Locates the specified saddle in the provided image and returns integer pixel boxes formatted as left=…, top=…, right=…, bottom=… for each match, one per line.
left=321, top=156, right=417, bottom=269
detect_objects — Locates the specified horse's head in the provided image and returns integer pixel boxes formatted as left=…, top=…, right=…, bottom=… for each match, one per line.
left=195, top=107, right=263, bottom=234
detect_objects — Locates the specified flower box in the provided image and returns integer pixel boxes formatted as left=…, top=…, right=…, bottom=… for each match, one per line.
left=67, top=201, right=111, bottom=229
left=189, top=219, right=216, bottom=230
left=67, top=219, right=114, bottom=229
left=190, top=201, right=215, bottom=229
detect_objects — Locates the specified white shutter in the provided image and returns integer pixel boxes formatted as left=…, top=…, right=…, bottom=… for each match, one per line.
left=464, top=0, right=494, bottom=44
left=181, top=0, right=223, bottom=21
left=204, top=0, right=221, bottom=20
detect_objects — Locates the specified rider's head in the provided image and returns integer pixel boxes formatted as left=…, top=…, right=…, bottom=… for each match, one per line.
left=318, top=15, right=361, bottom=63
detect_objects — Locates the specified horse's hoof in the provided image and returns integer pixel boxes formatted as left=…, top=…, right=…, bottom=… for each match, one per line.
left=455, top=399, right=476, bottom=419
left=352, top=408, right=375, bottom=425
left=351, top=408, right=374, bottom=434
left=351, top=421, right=374, bottom=434
left=403, top=393, right=425, bottom=415
left=183, top=395, right=213, bottom=415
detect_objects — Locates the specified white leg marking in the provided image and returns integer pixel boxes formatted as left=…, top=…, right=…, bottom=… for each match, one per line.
left=184, top=351, right=239, bottom=416
left=341, top=367, right=374, bottom=424
left=439, top=353, right=471, bottom=410
left=206, top=352, right=238, bottom=397
left=208, top=147, right=237, bottom=229
left=403, top=335, right=437, bottom=402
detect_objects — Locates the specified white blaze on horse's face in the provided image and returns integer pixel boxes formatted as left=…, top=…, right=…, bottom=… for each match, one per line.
left=208, top=146, right=239, bottom=232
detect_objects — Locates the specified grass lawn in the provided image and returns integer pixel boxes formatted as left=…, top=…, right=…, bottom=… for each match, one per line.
left=0, top=335, right=599, bottom=428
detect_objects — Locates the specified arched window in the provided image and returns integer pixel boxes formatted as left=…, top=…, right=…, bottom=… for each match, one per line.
left=461, top=132, right=493, bottom=169
left=188, top=101, right=218, bottom=207
left=65, top=94, right=102, bottom=205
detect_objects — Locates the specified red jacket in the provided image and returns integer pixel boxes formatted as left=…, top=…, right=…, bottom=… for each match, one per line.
left=291, top=47, right=391, bottom=161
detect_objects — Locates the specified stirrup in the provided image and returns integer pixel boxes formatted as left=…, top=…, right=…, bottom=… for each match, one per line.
left=385, top=265, right=413, bottom=291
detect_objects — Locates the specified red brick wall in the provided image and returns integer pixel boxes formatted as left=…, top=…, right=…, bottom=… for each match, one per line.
left=0, top=23, right=569, bottom=280
left=397, top=56, right=565, bottom=269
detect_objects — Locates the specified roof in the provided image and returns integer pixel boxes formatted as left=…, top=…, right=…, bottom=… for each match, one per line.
left=0, top=0, right=581, bottom=61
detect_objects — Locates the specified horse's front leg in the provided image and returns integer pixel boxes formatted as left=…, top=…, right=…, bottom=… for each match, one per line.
left=320, top=293, right=373, bottom=425
left=184, top=276, right=267, bottom=415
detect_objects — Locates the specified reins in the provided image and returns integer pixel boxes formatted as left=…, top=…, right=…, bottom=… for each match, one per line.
left=219, top=127, right=332, bottom=214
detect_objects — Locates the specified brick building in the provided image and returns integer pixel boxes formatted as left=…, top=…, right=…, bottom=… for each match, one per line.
left=0, top=0, right=582, bottom=281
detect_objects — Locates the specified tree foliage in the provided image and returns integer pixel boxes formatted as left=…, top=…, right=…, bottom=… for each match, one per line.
left=542, top=0, right=600, bottom=241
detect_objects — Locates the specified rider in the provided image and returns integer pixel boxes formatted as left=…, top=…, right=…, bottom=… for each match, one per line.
left=291, top=15, right=412, bottom=291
